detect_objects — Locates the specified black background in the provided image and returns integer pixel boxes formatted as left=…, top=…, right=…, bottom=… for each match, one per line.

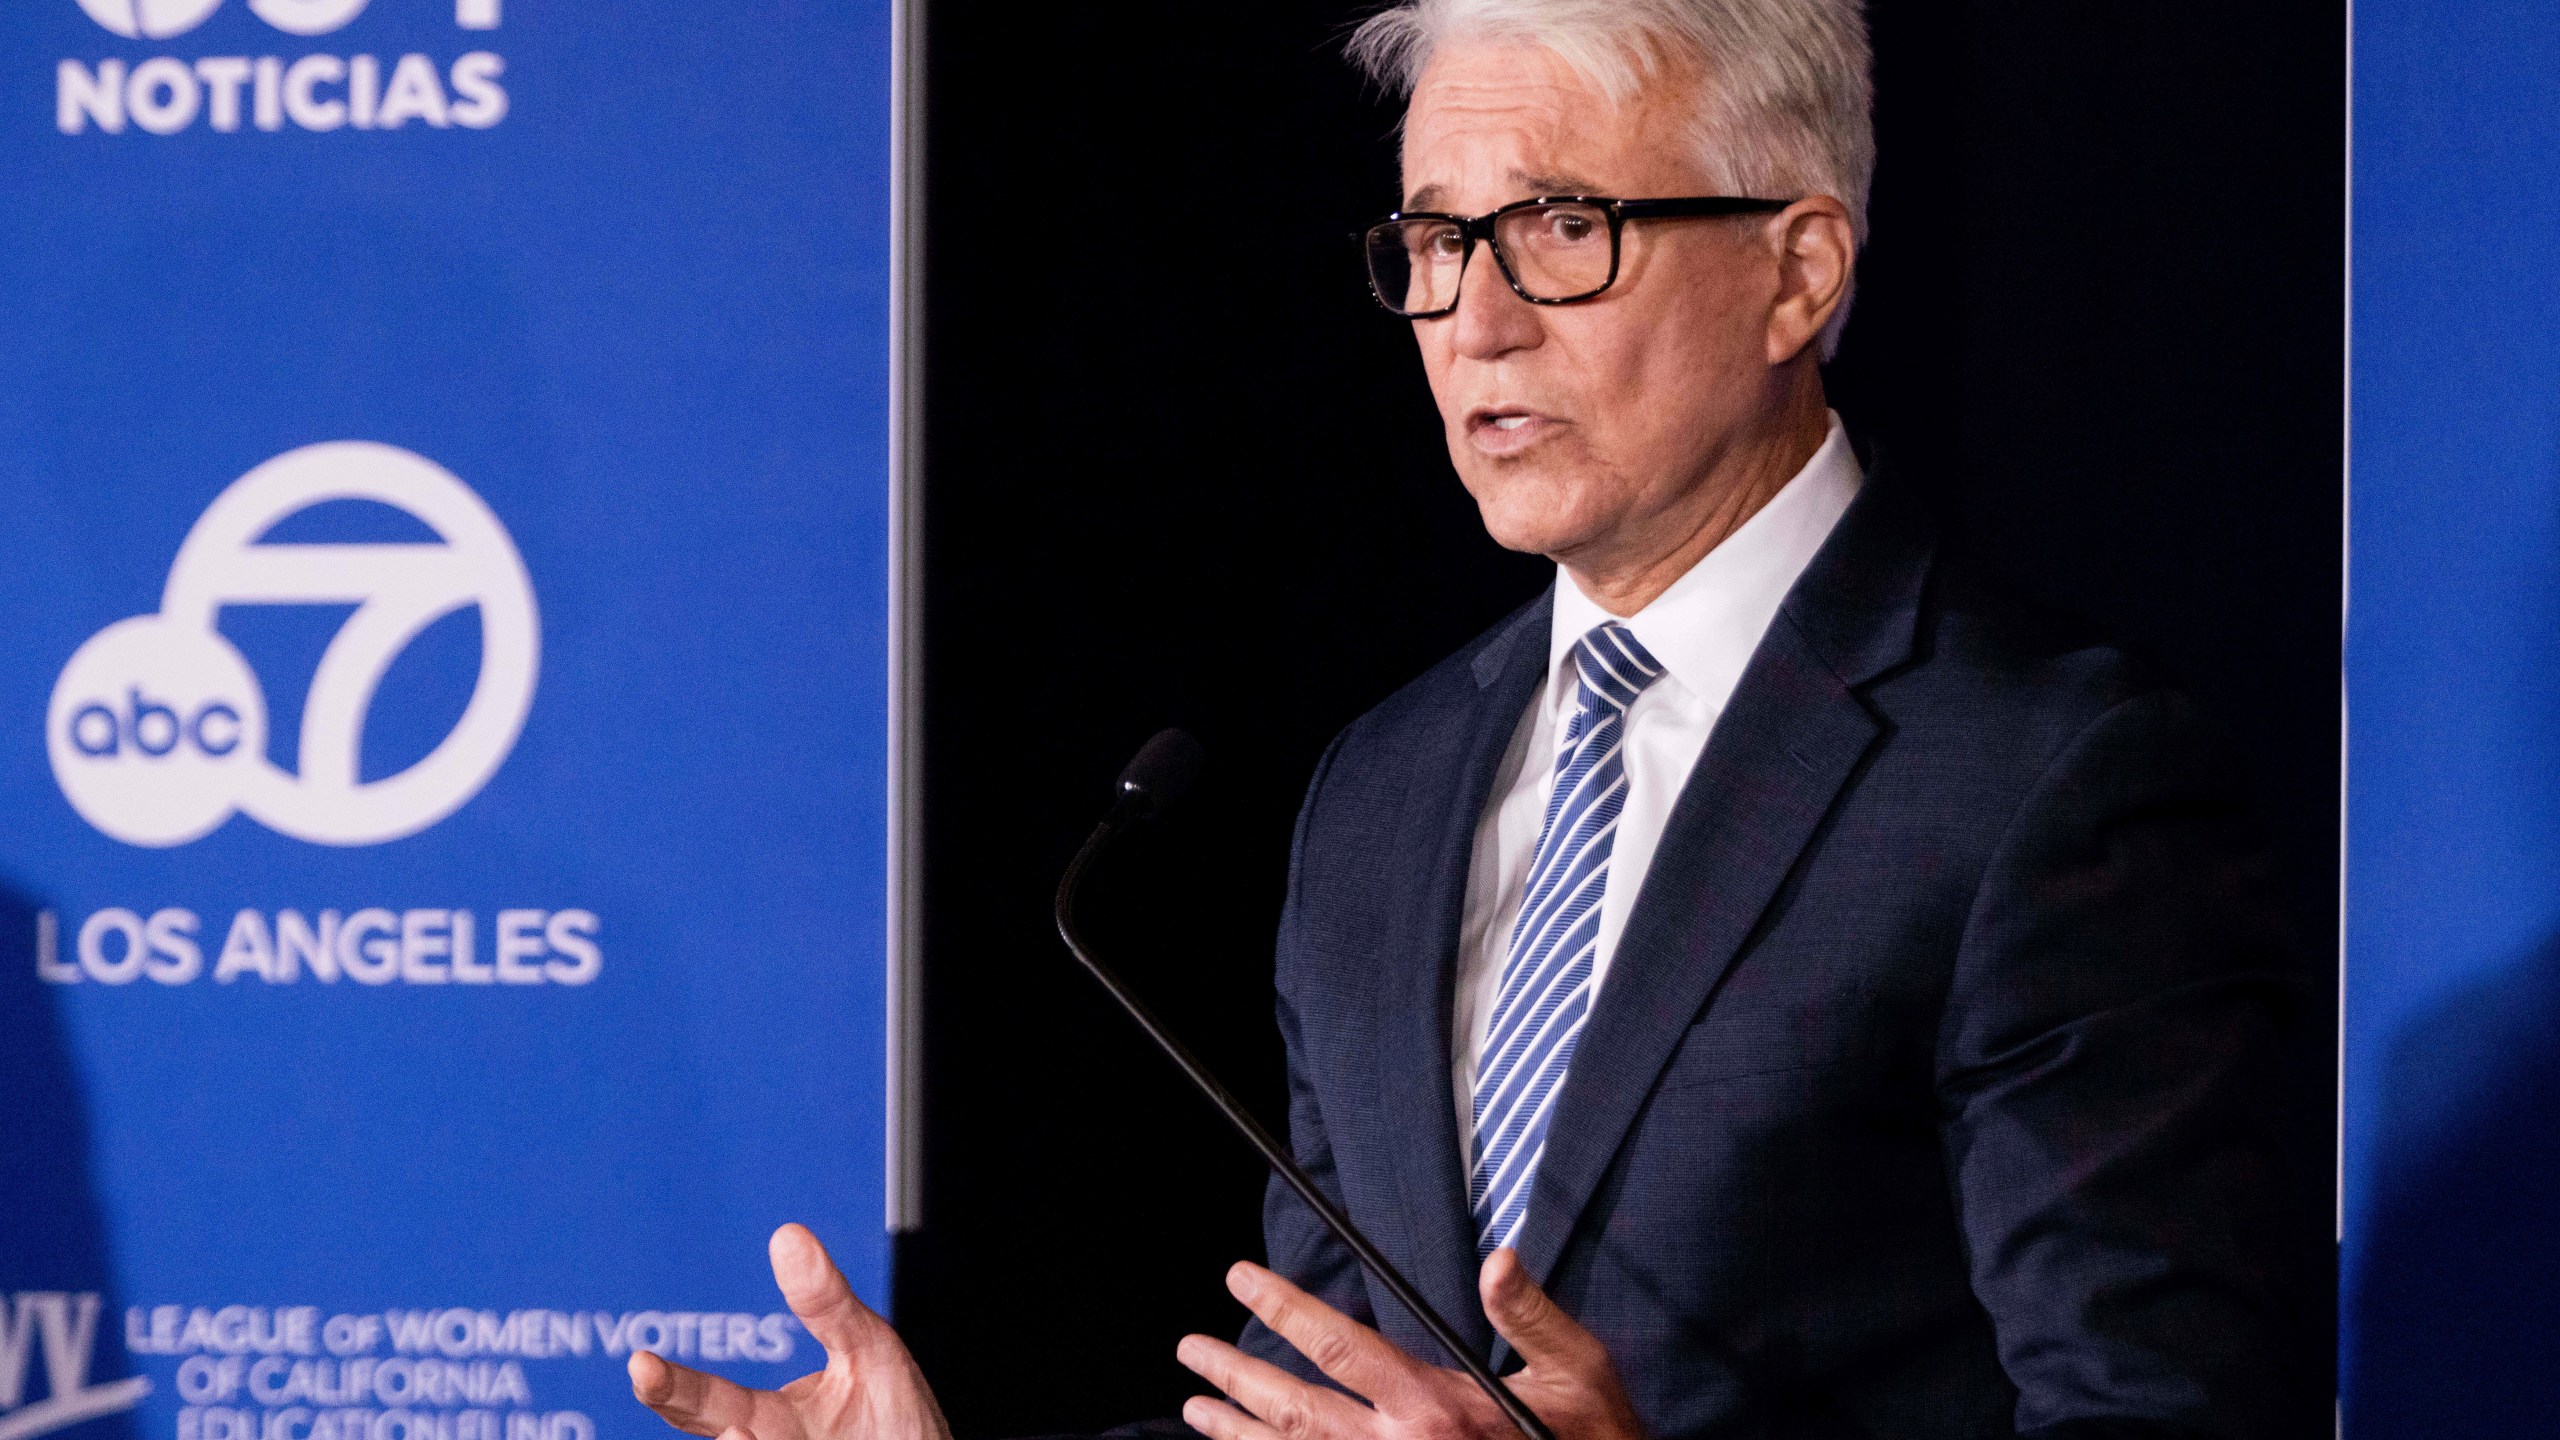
left=894, top=3, right=2344, bottom=1433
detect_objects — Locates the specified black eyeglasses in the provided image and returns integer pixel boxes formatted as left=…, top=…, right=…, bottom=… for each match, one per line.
left=1362, top=194, right=1796, bottom=318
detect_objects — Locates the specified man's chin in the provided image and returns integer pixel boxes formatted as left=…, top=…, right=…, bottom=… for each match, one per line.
left=1470, top=501, right=1605, bottom=561
left=1455, top=450, right=1625, bottom=555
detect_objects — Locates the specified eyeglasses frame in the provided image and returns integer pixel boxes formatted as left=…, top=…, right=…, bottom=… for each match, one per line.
left=1362, top=194, right=1799, bottom=318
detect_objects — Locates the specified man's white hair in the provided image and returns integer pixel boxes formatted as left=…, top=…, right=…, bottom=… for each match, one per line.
left=1347, top=0, right=1873, bottom=356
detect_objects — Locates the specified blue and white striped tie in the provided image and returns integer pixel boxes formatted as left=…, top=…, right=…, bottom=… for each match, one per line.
left=1468, top=621, right=1667, bottom=1255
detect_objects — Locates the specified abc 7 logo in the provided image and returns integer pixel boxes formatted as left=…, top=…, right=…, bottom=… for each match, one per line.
left=48, top=442, right=539, bottom=847
left=77, top=0, right=374, bottom=40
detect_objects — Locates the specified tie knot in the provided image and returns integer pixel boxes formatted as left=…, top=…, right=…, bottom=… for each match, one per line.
left=1570, top=622, right=1666, bottom=710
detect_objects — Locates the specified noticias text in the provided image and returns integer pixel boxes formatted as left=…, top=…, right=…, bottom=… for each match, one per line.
left=57, top=53, right=506, bottom=135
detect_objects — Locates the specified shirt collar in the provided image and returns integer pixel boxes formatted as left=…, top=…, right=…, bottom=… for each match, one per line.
left=1548, top=411, right=1864, bottom=715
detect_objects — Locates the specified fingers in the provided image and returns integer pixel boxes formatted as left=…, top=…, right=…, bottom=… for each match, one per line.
left=628, top=1349, right=763, bottom=1438
left=1175, top=1334, right=1367, bottom=1440
left=1222, top=1262, right=1428, bottom=1412
left=769, top=1223, right=893, bottom=1364
left=1180, top=1395, right=1283, bottom=1440
left=1477, top=1248, right=1601, bottom=1370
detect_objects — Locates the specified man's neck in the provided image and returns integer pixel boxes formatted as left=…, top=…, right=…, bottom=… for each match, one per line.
left=1558, top=384, right=1833, bottom=617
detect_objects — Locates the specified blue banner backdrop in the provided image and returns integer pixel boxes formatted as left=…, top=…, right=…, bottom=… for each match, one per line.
left=0, top=8, right=895, bottom=1440
left=2346, top=0, right=2560, bottom=1432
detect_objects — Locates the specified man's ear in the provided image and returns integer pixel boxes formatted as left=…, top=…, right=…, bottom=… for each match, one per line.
left=1764, top=196, right=1857, bottom=365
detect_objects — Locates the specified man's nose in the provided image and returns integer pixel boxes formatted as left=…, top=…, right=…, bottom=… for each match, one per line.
left=1446, top=248, right=1545, bottom=360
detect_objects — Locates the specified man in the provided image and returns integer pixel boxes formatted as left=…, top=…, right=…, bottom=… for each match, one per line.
left=630, top=1, right=2308, bottom=1436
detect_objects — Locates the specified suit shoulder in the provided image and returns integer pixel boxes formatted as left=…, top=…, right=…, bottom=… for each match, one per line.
left=1329, top=591, right=1546, bottom=760
left=1880, top=555, right=2204, bottom=771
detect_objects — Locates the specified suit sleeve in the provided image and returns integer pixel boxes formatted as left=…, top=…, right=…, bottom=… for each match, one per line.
left=1235, top=728, right=1379, bottom=1384
left=1936, top=688, right=2313, bottom=1440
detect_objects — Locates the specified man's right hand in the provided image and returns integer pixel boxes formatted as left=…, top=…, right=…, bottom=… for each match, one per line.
left=629, top=1224, right=952, bottom=1440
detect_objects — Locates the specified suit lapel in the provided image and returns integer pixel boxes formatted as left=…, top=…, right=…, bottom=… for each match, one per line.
left=1502, top=473, right=1934, bottom=1311
left=1369, top=592, right=1550, bottom=1362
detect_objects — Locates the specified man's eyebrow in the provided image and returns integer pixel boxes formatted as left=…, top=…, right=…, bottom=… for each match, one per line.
left=1515, top=170, right=1602, bottom=195
left=1402, top=172, right=1610, bottom=212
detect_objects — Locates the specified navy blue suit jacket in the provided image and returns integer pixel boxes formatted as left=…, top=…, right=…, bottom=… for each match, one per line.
left=1234, top=475, right=2306, bottom=1439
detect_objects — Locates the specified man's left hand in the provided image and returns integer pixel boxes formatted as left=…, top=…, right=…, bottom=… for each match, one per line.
left=1175, top=1248, right=1644, bottom=1440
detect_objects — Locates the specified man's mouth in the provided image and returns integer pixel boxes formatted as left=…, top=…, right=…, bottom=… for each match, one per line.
left=1465, top=407, right=1556, bottom=455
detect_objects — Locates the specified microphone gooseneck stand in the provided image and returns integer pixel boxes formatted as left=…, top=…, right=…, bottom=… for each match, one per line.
left=1052, top=729, right=1557, bottom=1440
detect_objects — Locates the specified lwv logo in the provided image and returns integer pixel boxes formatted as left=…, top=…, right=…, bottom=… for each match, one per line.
left=0, top=1294, right=149, bottom=1440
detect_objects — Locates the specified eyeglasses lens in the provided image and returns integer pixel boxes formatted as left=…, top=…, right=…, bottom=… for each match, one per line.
left=1366, top=219, right=1466, bottom=316
left=1495, top=202, right=1613, bottom=301
left=1365, top=202, right=1616, bottom=315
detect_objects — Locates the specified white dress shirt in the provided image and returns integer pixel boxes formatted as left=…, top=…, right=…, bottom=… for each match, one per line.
left=1451, top=413, right=1864, bottom=1147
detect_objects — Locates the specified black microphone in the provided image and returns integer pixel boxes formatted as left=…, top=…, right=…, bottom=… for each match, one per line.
left=1053, top=729, right=1556, bottom=1440
left=1110, top=726, right=1207, bottom=823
